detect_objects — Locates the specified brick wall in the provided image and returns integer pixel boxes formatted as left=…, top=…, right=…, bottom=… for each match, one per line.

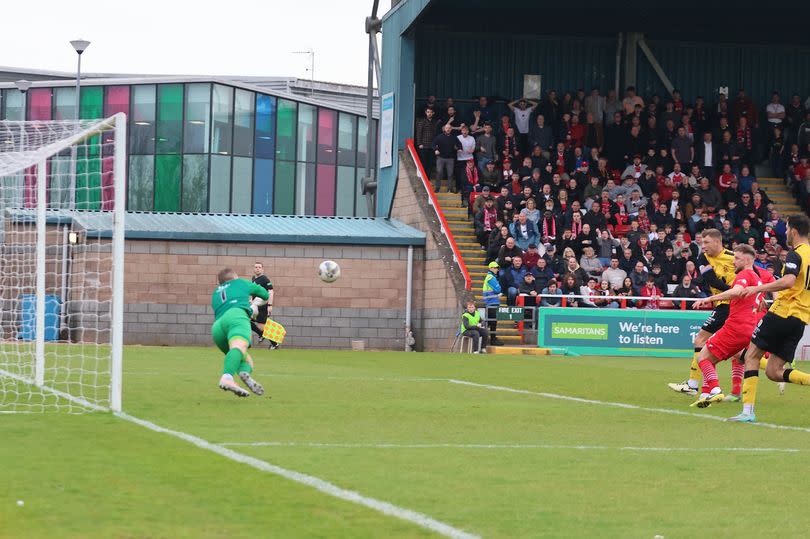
left=390, top=151, right=472, bottom=351
left=122, top=242, right=414, bottom=350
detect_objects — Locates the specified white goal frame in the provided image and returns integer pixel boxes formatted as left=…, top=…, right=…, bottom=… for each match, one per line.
left=0, top=112, right=126, bottom=412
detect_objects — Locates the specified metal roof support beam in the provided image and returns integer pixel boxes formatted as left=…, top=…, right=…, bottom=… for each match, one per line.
left=638, top=37, right=675, bottom=96
left=623, top=32, right=639, bottom=88
left=614, top=32, right=623, bottom=96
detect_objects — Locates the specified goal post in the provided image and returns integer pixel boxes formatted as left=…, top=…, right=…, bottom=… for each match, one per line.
left=0, top=113, right=125, bottom=413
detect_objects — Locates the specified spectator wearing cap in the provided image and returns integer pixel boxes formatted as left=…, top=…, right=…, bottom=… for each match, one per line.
left=509, top=213, right=539, bottom=251
left=528, top=114, right=554, bottom=158
left=472, top=185, right=494, bottom=215
left=481, top=262, right=504, bottom=345
left=502, top=256, right=528, bottom=306
left=622, top=155, right=647, bottom=180
left=474, top=196, right=498, bottom=247
left=479, top=160, right=500, bottom=189
left=476, top=122, right=498, bottom=172
left=755, top=250, right=774, bottom=272
left=518, top=272, right=542, bottom=307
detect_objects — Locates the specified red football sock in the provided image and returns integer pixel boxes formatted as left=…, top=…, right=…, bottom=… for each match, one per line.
left=731, top=358, right=744, bottom=395
left=698, top=359, right=719, bottom=392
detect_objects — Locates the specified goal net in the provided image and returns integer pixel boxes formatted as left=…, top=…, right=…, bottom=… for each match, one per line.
left=0, top=114, right=125, bottom=413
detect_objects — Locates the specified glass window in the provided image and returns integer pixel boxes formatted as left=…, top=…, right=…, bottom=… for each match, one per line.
left=101, top=155, right=116, bottom=211
left=76, top=152, right=101, bottom=210
left=315, top=164, right=336, bottom=216
left=255, top=94, right=276, bottom=159
left=181, top=155, right=208, bottom=212
left=337, top=113, right=357, bottom=166
left=357, top=116, right=369, bottom=169
left=130, top=85, right=156, bottom=155
left=355, top=168, right=371, bottom=217
left=252, top=158, right=274, bottom=214
left=335, top=166, right=355, bottom=216
left=156, top=84, right=183, bottom=154
left=184, top=83, right=211, bottom=154
left=276, top=99, right=297, bottom=161
left=28, top=88, right=51, bottom=121
left=0, top=173, right=24, bottom=208
left=128, top=155, right=154, bottom=211
left=274, top=161, right=295, bottom=215
left=297, top=103, right=316, bottom=163
left=317, top=108, right=337, bottom=164
left=295, top=162, right=315, bottom=215
left=154, top=154, right=181, bottom=211
left=233, top=89, right=254, bottom=157
left=232, top=157, right=252, bottom=213
left=104, top=86, right=130, bottom=117
left=80, top=86, right=103, bottom=119
left=49, top=157, right=72, bottom=209
left=209, top=155, right=231, bottom=212
left=53, top=87, right=77, bottom=120
left=3, top=90, right=25, bottom=121
left=211, top=84, right=233, bottom=155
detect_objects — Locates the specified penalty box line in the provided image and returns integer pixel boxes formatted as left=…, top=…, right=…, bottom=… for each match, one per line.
left=448, top=379, right=810, bottom=435
left=115, top=411, right=480, bottom=539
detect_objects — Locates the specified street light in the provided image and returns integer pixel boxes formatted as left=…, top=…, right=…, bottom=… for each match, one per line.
left=70, top=39, right=90, bottom=121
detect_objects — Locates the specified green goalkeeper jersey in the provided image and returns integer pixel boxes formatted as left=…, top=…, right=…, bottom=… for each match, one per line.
left=211, top=279, right=269, bottom=320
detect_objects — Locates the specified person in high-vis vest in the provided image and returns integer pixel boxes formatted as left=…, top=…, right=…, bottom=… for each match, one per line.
left=460, top=301, right=489, bottom=353
left=482, top=261, right=504, bottom=346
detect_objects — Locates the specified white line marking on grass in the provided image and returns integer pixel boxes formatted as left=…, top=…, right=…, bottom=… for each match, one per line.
left=218, top=441, right=800, bottom=453
left=447, top=379, right=810, bottom=434
left=261, top=373, right=449, bottom=382
left=115, top=412, right=480, bottom=539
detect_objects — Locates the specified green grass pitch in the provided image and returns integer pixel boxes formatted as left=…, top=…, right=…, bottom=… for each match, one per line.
left=4, top=347, right=810, bottom=538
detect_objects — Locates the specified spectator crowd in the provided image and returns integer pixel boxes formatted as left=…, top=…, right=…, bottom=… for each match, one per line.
left=413, top=86, right=810, bottom=309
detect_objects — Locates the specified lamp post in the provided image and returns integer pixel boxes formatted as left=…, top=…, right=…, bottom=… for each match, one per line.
left=14, top=80, right=31, bottom=151
left=70, top=39, right=90, bottom=121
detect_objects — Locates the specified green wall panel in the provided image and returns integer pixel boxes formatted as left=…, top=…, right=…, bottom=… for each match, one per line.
left=79, top=86, right=103, bottom=119
left=276, top=99, right=297, bottom=161
left=154, top=155, right=181, bottom=211
left=76, top=149, right=101, bottom=210
left=157, top=84, right=183, bottom=154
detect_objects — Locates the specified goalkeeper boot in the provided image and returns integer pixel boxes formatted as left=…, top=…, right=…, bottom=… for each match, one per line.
left=239, top=371, right=265, bottom=396
left=219, top=374, right=249, bottom=398
left=668, top=381, right=698, bottom=396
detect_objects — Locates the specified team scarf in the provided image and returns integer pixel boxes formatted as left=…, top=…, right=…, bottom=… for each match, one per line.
left=542, top=216, right=557, bottom=238
left=483, top=206, right=497, bottom=230
left=600, top=199, right=612, bottom=216
left=736, top=127, right=752, bottom=150
left=571, top=219, right=582, bottom=238
left=466, top=164, right=479, bottom=186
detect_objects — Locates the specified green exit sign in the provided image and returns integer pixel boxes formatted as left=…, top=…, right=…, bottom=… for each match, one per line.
left=496, top=306, right=524, bottom=321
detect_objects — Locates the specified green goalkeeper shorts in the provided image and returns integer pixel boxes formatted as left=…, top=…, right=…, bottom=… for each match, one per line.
left=211, top=308, right=252, bottom=353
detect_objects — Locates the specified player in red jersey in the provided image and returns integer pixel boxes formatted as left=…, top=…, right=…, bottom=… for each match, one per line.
left=689, top=244, right=763, bottom=407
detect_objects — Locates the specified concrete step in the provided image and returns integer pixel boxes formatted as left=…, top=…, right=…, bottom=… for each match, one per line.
left=487, top=346, right=551, bottom=356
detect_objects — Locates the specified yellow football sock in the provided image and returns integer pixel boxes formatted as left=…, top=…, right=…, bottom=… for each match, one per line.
left=742, top=372, right=759, bottom=406
left=689, top=351, right=701, bottom=385
left=759, top=357, right=768, bottom=370
left=787, top=369, right=810, bottom=386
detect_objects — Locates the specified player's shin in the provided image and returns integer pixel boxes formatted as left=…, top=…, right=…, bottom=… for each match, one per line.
left=731, top=358, right=744, bottom=395
left=223, top=348, right=245, bottom=375
left=742, top=370, right=759, bottom=415
left=689, top=350, right=702, bottom=389
left=784, top=368, right=810, bottom=385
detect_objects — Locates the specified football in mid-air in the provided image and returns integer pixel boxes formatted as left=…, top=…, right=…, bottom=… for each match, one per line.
left=318, top=260, right=341, bottom=283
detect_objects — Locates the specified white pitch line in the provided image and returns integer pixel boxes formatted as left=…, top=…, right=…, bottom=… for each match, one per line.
left=218, top=441, right=800, bottom=453
left=115, top=412, right=479, bottom=539
left=448, top=379, right=810, bottom=434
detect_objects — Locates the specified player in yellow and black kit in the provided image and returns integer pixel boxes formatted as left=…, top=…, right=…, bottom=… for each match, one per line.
left=668, top=229, right=738, bottom=396
left=728, top=214, right=810, bottom=423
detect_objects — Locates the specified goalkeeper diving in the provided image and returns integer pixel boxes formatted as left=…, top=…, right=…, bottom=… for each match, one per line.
left=210, top=267, right=269, bottom=397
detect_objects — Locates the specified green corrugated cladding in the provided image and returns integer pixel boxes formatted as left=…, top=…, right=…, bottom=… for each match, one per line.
left=414, top=32, right=616, bottom=100
left=637, top=40, right=810, bottom=105
left=377, top=0, right=430, bottom=217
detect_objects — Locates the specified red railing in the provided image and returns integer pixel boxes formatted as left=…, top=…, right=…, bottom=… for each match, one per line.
left=405, top=138, right=472, bottom=290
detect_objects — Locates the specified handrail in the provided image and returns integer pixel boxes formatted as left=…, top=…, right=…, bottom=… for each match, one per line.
left=405, top=138, right=472, bottom=290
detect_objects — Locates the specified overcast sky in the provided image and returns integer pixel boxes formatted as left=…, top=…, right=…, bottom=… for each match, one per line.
left=0, top=0, right=378, bottom=86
